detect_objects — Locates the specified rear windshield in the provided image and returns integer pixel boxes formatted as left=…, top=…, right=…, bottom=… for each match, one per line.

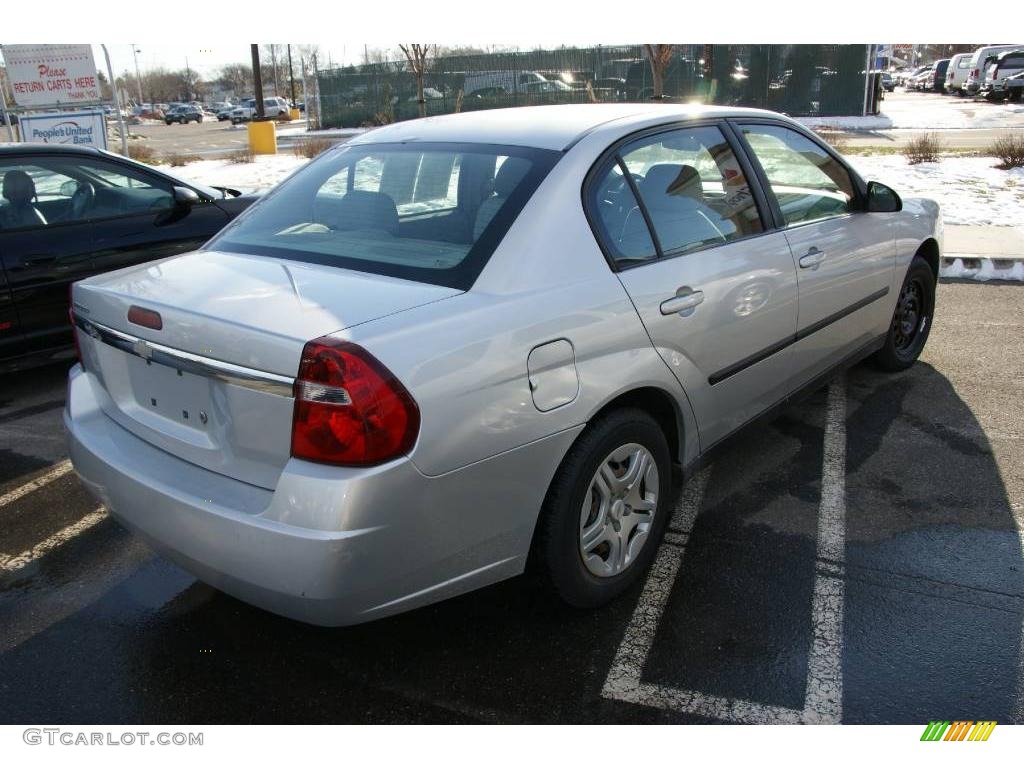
left=207, top=141, right=560, bottom=289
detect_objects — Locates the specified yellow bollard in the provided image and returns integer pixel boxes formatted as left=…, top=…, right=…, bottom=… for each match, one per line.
left=288, top=108, right=301, bottom=121
left=247, top=120, right=277, bottom=155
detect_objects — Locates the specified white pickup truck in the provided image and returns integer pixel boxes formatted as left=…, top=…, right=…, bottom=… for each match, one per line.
left=229, top=97, right=291, bottom=124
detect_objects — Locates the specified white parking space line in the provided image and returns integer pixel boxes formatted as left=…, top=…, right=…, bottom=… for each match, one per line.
left=803, top=378, right=847, bottom=724
left=602, top=376, right=849, bottom=724
left=0, top=507, right=107, bottom=574
left=0, top=460, right=73, bottom=509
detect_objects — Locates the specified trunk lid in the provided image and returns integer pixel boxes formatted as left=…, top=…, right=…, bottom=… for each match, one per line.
left=73, top=249, right=460, bottom=490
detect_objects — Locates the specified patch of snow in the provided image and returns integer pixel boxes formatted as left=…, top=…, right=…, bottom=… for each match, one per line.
left=798, top=94, right=1024, bottom=131
left=798, top=115, right=893, bottom=131
left=178, top=154, right=311, bottom=193
left=847, top=155, right=1024, bottom=226
left=941, top=257, right=1024, bottom=282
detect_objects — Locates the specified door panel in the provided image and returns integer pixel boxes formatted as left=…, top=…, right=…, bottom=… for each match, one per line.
left=90, top=203, right=229, bottom=276
left=588, top=122, right=799, bottom=449
left=617, top=235, right=799, bottom=448
left=0, top=221, right=96, bottom=352
left=737, top=122, right=895, bottom=376
left=0, top=262, right=22, bottom=360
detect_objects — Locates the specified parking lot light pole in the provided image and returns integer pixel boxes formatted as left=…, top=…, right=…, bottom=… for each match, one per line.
left=288, top=44, right=296, bottom=107
left=101, top=44, right=129, bottom=156
left=132, top=45, right=144, bottom=106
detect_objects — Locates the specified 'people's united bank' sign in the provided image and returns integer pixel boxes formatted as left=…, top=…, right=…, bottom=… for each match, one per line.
left=2, top=44, right=100, bottom=107
left=20, top=110, right=108, bottom=150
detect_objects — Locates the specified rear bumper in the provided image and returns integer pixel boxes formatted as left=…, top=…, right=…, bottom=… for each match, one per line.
left=65, top=364, right=581, bottom=625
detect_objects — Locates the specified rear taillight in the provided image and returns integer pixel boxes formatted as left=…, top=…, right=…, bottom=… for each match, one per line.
left=290, top=337, right=420, bottom=466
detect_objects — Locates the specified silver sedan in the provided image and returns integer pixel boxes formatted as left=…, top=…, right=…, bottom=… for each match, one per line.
left=65, top=104, right=941, bottom=625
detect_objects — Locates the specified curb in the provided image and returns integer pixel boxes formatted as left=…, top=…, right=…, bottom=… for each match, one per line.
left=941, top=255, right=1024, bottom=281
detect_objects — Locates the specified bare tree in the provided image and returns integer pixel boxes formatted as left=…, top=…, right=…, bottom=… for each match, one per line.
left=643, top=44, right=675, bottom=100
left=399, top=44, right=434, bottom=118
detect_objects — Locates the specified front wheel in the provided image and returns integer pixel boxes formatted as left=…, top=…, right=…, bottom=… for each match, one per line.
left=873, top=256, right=936, bottom=371
left=532, top=408, right=672, bottom=608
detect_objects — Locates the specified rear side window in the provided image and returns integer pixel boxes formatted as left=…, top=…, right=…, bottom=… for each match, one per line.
left=587, top=124, right=764, bottom=266
left=208, top=142, right=559, bottom=290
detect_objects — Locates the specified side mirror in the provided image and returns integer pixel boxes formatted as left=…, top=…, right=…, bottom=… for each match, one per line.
left=173, top=186, right=200, bottom=209
left=866, top=180, right=902, bottom=213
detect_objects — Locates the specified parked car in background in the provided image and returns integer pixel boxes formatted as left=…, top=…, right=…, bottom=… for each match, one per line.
left=65, top=104, right=941, bottom=626
left=905, top=65, right=932, bottom=90
left=981, top=49, right=1024, bottom=100
left=625, top=58, right=703, bottom=100
left=879, top=71, right=894, bottom=92
left=964, top=44, right=1024, bottom=96
left=911, top=67, right=931, bottom=90
left=165, top=105, right=204, bottom=124
left=230, top=97, right=290, bottom=124
left=1003, top=70, right=1024, bottom=101
left=0, top=144, right=256, bottom=368
left=463, top=70, right=547, bottom=97
left=944, top=52, right=973, bottom=94
left=929, top=59, right=951, bottom=92
left=216, top=105, right=235, bottom=121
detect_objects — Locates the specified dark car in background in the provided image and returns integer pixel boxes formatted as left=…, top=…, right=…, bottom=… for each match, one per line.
left=625, top=58, right=703, bottom=100
left=0, top=144, right=256, bottom=368
left=165, top=105, right=204, bottom=125
left=930, top=59, right=951, bottom=92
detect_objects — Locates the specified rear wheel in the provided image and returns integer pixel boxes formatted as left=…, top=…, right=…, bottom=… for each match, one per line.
left=873, top=256, right=935, bottom=371
left=532, top=408, right=672, bottom=608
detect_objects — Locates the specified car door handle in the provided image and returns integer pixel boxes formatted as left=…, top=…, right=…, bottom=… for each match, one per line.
left=799, top=248, right=826, bottom=269
left=660, top=290, right=705, bottom=315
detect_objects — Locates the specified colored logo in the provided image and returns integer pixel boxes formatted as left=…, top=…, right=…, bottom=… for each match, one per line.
left=921, top=721, right=996, bottom=741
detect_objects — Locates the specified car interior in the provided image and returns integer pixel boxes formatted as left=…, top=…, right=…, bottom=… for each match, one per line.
left=593, top=130, right=764, bottom=263
left=234, top=149, right=539, bottom=271
left=0, top=163, right=174, bottom=230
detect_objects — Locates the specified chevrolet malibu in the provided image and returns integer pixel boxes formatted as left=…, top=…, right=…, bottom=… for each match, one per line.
left=65, top=104, right=941, bottom=625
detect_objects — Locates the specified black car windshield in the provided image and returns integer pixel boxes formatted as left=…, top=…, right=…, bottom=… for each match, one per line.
left=207, top=141, right=561, bottom=289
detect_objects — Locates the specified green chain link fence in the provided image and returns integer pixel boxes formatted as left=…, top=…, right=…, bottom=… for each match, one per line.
left=316, top=45, right=870, bottom=129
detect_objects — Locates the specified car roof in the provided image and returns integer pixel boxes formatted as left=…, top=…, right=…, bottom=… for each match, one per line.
left=0, top=142, right=105, bottom=157
left=348, top=103, right=787, bottom=151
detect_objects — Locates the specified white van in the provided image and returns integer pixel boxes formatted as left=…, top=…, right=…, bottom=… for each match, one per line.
left=981, top=49, right=1024, bottom=100
left=965, top=44, right=1024, bottom=95
left=944, top=52, right=973, bottom=94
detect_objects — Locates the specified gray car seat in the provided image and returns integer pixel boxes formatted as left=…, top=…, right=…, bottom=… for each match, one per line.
left=0, top=170, right=47, bottom=229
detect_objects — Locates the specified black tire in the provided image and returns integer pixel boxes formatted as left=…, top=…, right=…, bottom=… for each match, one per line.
left=873, top=256, right=936, bottom=372
left=532, top=408, right=673, bottom=608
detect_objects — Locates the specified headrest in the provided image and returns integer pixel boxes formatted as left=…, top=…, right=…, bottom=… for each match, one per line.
left=330, top=190, right=399, bottom=235
left=641, top=164, right=703, bottom=203
left=493, top=157, right=530, bottom=197
left=3, top=170, right=36, bottom=206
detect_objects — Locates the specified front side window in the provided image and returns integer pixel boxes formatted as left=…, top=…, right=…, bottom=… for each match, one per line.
left=588, top=124, right=764, bottom=266
left=209, top=142, right=559, bottom=289
left=740, top=124, right=856, bottom=227
left=0, top=157, right=173, bottom=230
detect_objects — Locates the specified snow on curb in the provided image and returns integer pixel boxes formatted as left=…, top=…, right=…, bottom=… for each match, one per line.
left=797, top=115, right=893, bottom=131
left=941, top=257, right=1024, bottom=282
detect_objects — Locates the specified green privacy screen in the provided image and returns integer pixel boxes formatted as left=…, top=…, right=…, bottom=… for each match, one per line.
left=316, top=45, right=870, bottom=128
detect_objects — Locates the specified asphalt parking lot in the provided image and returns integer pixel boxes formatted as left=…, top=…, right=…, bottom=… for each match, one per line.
left=0, top=281, right=1021, bottom=724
